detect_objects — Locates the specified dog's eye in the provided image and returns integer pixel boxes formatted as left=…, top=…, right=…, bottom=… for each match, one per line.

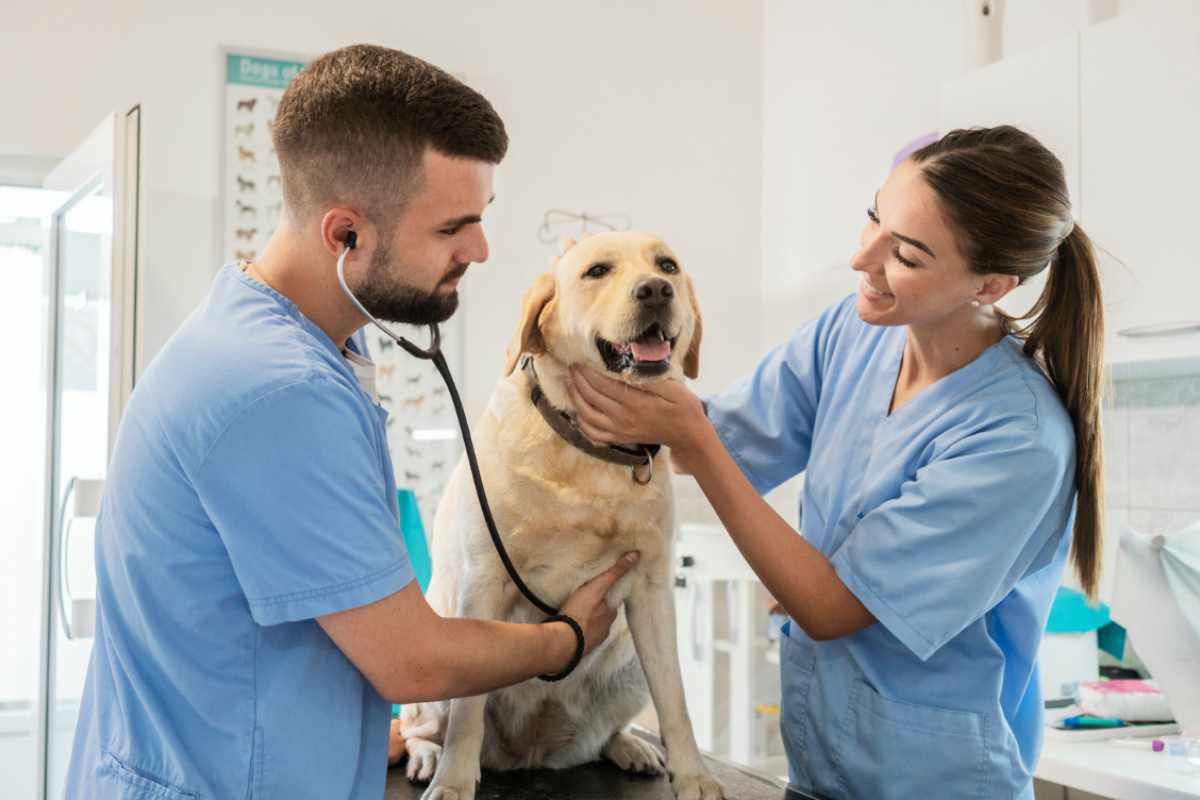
left=584, top=263, right=611, bottom=279
left=657, top=258, right=679, bottom=274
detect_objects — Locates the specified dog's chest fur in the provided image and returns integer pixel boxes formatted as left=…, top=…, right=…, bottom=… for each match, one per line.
left=479, top=377, right=674, bottom=609
left=438, top=377, right=673, bottom=769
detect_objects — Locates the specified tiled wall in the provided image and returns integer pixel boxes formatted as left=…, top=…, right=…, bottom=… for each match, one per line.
left=1102, top=374, right=1200, bottom=583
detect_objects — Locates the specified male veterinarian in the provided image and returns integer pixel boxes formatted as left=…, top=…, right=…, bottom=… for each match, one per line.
left=65, top=44, right=639, bottom=799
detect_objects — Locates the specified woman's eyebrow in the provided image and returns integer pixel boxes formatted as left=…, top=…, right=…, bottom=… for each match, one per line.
left=876, top=190, right=937, bottom=259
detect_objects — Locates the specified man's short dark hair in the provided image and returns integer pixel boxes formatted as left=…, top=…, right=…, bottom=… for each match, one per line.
left=272, top=44, right=508, bottom=225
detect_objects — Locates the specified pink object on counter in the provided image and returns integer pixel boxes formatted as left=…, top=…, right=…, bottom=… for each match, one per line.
left=1080, top=679, right=1161, bottom=694
left=1078, top=680, right=1174, bottom=723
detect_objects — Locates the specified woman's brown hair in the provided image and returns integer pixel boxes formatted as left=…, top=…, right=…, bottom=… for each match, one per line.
left=911, top=126, right=1105, bottom=599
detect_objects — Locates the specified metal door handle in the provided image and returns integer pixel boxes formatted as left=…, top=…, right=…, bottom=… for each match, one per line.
left=56, top=477, right=103, bottom=640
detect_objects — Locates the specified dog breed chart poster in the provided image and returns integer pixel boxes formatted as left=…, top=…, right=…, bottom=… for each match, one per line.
left=223, top=51, right=305, bottom=265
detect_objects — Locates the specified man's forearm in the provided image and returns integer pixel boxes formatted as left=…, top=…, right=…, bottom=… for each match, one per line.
left=396, top=617, right=574, bottom=703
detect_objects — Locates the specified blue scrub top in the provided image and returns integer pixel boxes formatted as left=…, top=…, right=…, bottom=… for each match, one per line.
left=66, top=265, right=415, bottom=799
left=706, top=295, right=1075, bottom=800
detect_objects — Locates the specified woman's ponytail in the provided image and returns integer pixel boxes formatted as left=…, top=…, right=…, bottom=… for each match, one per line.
left=1020, top=225, right=1105, bottom=599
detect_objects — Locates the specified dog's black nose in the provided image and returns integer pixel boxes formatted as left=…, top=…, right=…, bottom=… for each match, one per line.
left=633, top=278, right=674, bottom=306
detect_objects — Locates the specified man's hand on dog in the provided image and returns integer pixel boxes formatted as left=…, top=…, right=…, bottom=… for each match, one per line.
left=553, top=551, right=642, bottom=665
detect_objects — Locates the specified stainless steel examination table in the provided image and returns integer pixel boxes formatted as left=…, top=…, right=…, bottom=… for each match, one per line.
left=385, top=730, right=793, bottom=800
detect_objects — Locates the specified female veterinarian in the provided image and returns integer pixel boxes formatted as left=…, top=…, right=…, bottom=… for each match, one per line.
left=568, top=126, right=1104, bottom=800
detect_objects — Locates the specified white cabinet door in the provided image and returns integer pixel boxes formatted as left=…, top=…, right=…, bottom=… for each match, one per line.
left=1082, top=11, right=1200, bottom=374
left=940, top=32, right=1080, bottom=321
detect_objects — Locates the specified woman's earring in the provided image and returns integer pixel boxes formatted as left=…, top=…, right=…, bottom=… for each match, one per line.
left=971, top=299, right=981, bottom=308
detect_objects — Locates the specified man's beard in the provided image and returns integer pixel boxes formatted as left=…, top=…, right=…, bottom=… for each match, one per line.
left=353, top=242, right=464, bottom=326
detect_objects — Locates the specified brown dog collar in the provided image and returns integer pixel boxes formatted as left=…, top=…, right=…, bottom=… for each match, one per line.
left=520, top=354, right=660, bottom=484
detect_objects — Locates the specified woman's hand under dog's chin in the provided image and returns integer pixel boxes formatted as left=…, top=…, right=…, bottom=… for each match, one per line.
left=566, top=365, right=709, bottom=463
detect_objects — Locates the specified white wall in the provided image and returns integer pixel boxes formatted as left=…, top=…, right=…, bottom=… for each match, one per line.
left=1, top=0, right=764, bottom=418
left=761, top=0, right=956, bottom=346
left=757, top=0, right=1179, bottom=347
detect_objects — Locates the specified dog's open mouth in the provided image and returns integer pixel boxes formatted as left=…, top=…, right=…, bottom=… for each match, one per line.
left=596, top=322, right=677, bottom=376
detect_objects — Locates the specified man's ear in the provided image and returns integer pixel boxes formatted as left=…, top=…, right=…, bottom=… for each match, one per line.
left=682, top=274, right=702, bottom=380
left=504, top=272, right=557, bottom=375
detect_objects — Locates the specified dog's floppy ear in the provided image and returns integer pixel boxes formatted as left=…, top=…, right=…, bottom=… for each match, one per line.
left=504, top=272, right=557, bottom=375
left=683, top=274, right=703, bottom=380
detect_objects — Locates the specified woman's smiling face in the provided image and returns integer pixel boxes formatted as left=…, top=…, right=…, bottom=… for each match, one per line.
left=849, top=159, right=982, bottom=329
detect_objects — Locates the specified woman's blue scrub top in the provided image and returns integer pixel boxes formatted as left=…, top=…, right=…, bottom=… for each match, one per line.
left=706, top=295, right=1076, bottom=800
left=65, top=265, right=415, bottom=799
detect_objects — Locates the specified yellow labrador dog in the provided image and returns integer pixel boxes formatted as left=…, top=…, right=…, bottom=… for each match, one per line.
left=401, top=232, right=726, bottom=800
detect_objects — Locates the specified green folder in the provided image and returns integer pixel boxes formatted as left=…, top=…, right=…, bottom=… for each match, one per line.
left=398, top=488, right=432, bottom=593
left=1046, top=586, right=1126, bottom=660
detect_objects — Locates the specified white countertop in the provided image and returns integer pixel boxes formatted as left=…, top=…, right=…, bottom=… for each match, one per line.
left=1038, top=737, right=1200, bottom=799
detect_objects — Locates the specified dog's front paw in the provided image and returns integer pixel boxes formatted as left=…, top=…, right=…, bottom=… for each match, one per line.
left=405, top=738, right=442, bottom=783
left=603, top=731, right=666, bottom=775
left=418, top=752, right=481, bottom=800
left=671, top=771, right=727, bottom=800
left=420, top=785, right=475, bottom=800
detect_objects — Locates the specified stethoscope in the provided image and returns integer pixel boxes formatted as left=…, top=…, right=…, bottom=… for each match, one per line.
left=334, top=230, right=565, bottom=624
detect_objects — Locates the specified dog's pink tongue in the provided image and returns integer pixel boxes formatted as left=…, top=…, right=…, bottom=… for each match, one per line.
left=631, top=340, right=671, bottom=362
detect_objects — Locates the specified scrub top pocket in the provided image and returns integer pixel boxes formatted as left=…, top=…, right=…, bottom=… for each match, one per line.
left=96, top=752, right=198, bottom=799
left=836, top=679, right=989, bottom=800
left=779, top=633, right=818, bottom=792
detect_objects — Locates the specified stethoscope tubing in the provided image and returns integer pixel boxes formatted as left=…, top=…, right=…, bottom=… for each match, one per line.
left=336, top=243, right=559, bottom=616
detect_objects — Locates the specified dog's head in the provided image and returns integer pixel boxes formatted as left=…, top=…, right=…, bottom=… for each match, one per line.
left=504, top=231, right=702, bottom=383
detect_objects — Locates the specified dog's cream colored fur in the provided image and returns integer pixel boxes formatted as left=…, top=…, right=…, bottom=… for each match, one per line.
left=401, top=232, right=725, bottom=800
